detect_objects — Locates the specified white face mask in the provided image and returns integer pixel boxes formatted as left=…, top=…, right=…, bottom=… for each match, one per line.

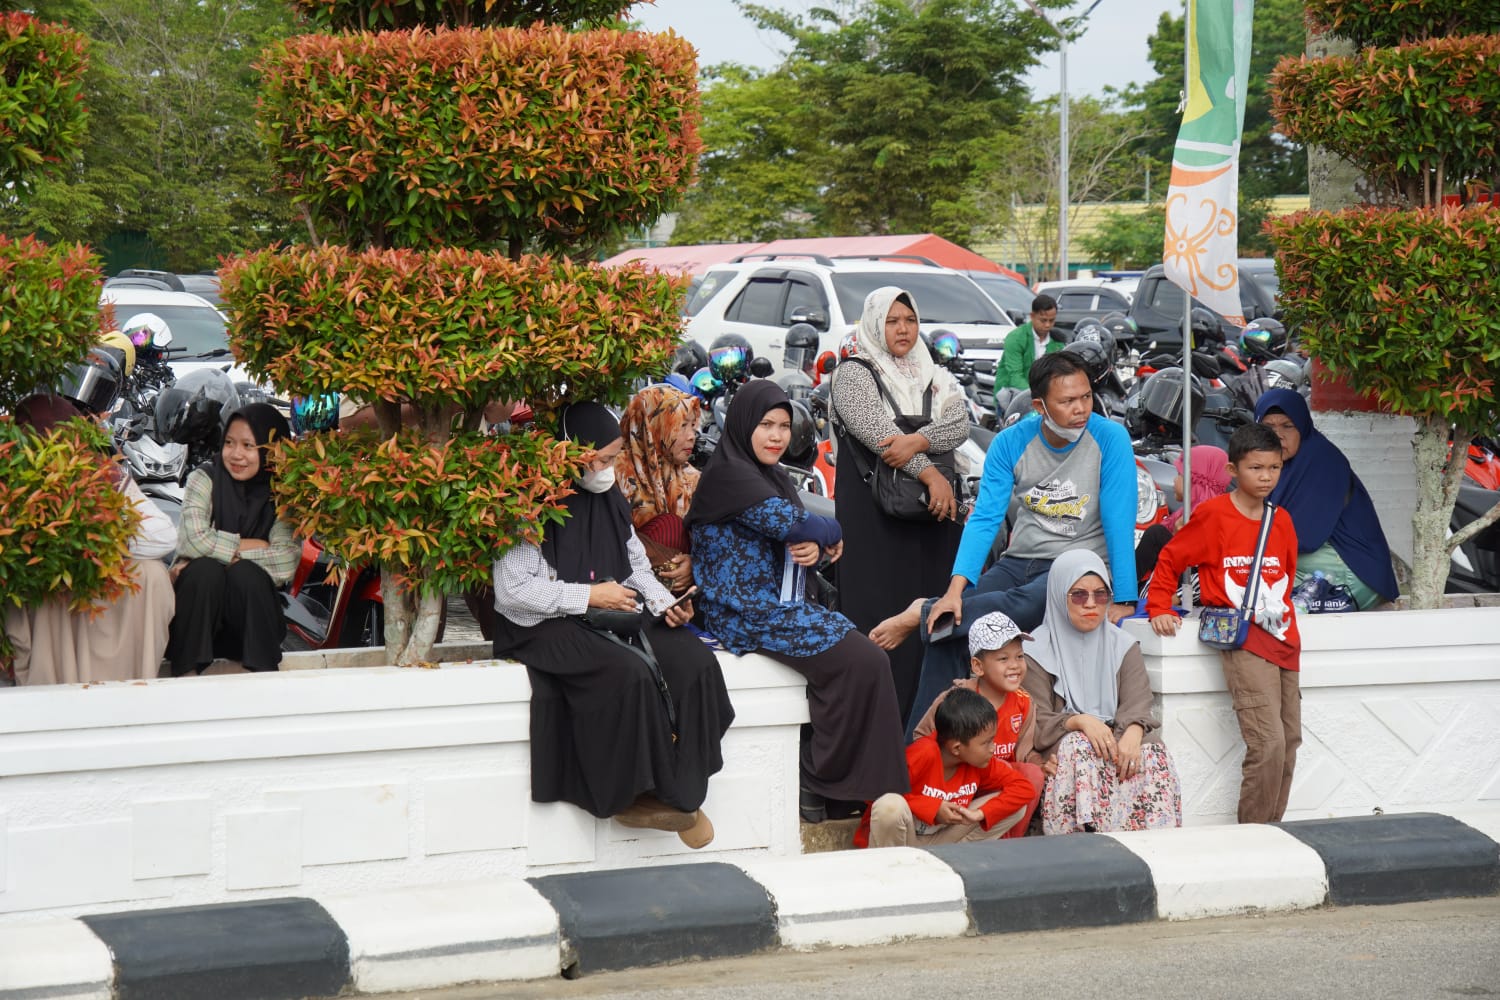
left=1040, top=401, right=1084, bottom=443
left=579, top=466, right=616, bottom=493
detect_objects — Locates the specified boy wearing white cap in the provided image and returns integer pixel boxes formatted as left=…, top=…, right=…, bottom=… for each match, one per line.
left=911, top=611, right=1046, bottom=838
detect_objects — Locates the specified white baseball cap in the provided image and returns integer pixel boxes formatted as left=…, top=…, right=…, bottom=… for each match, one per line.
left=968, top=612, right=1033, bottom=656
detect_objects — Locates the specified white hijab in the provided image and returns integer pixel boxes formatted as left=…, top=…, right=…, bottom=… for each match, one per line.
left=852, top=286, right=964, bottom=419
left=1024, top=549, right=1139, bottom=722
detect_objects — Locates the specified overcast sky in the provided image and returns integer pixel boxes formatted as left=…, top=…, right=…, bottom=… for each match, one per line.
left=633, top=0, right=1186, bottom=100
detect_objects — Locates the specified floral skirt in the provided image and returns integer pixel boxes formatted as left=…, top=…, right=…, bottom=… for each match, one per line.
left=1041, top=731, right=1182, bottom=835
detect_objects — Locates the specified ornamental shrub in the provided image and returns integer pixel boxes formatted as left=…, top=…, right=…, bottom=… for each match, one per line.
left=1303, top=0, right=1500, bottom=48
left=1272, top=34, right=1500, bottom=204
left=0, top=418, right=142, bottom=646
left=257, top=25, right=701, bottom=254
left=220, top=244, right=685, bottom=417
left=291, top=0, right=630, bottom=31
left=0, top=13, right=89, bottom=189
left=0, top=236, right=106, bottom=410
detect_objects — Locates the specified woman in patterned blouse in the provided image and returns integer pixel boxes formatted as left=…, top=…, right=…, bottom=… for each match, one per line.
left=687, top=380, right=907, bottom=823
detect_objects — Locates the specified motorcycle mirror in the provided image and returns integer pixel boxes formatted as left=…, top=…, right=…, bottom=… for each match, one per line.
left=749, top=357, right=775, bottom=378
left=815, top=351, right=838, bottom=376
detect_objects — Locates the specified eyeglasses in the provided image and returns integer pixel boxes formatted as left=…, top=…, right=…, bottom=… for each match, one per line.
left=1067, top=588, right=1111, bottom=607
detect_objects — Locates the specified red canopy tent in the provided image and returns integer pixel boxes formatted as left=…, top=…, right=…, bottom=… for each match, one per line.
left=598, top=243, right=762, bottom=274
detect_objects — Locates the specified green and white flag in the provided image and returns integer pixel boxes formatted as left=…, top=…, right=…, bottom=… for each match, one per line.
left=1162, top=0, right=1255, bottom=324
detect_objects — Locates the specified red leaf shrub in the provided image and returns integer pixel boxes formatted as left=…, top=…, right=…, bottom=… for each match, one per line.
left=0, top=235, right=106, bottom=410
left=0, top=12, right=89, bottom=189
left=291, top=0, right=631, bottom=31
left=221, top=243, right=685, bottom=413
left=1303, top=0, right=1500, bottom=48
left=257, top=25, right=701, bottom=253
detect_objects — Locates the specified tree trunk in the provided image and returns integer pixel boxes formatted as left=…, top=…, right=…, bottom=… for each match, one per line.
left=1407, top=415, right=1469, bottom=609
left=381, top=571, right=445, bottom=665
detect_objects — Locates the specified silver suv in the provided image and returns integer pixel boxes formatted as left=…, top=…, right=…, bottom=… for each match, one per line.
left=683, top=253, right=1016, bottom=376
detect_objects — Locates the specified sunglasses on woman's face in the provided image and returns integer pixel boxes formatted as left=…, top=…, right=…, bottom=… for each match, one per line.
left=1067, top=588, right=1111, bottom=607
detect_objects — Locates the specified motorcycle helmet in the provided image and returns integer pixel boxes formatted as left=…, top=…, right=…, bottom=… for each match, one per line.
left=782, top=323, right=819, bottom=377
left=1062, top=337, right=1112, bottom=384
left=1098, top=310, right=1136, bottom=346
left=1070, top=319, right=1116, bottom=357
left=290, top=392, right=341, bottom=436
left=707, top=333, right=752, bottom=384
left=1137, top=366, right=1206, bottom=435
left=57, top=345, right=124, bottom=415
left=1186, top=306, right=1222, bottom=347
left=120, top=313, right=173, bottom=355
left=786, top=399, right=817, bottom=464
left=928, top=329, right=961, bottom=365
left=671, top=339, right=708, bottom=379
left=1002, top=388, right=1034, bottom=429
left=689, top=365, right=721, bottom=401
left=662, top=372, right=694, bottom=396
left=774, top=369, right=814, bottom=403
left=1239, top=322, right=1276, bottom=362
left=1263, top=357, right=1306, bottom=391
left=156, top=368, right=241, bottom=446
left=1242, top=317, right=1287, bottom=354
left=98, top=331, right=136, bottom=376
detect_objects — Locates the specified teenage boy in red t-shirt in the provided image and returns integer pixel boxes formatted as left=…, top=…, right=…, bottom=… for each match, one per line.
left=909, top=612, right=1045, bottom=838
left=1147, top=423, right=1301, bottom=824
left=855, top=687, right=1036, bottom=848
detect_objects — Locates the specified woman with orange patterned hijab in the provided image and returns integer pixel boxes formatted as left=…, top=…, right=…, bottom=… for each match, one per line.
left=615, top=384, right=701, bottom=594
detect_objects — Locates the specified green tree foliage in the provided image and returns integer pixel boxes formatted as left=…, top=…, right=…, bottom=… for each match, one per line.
left=0, top=0, right=301, bottom=271
left=1267, top=4, right=1500, bottom=607
left=1079, top=205, right=1168, bottom=270
left=1303, top=0, right=1500, bottom=48
left=674, top=0, right=1049, bottom=245
left=0, top=13, right=90, bottom=187
left=292, top=0, right=629, bottom=30
left=1128, top=0, right=1307, bottom=253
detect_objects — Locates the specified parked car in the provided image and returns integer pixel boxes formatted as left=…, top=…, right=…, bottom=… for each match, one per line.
left=99, top=286, right=241, bottom=381
left=1236, top=257, right=1279, bottom=309
left=684, top=253, right=1016, bottom=377
left=962, top=269, right=1036, bottom=324
left=1127, top=261, right=1282, bottom=350
left=1031, top=282, right=1134, bottom=335
left=106, top=269, right=222, bottom=306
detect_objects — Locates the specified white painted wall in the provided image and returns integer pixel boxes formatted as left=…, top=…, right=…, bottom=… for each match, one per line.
left=0, top=655, right=808, bottom=923
left=1127, top=608, right=1500, bottom=826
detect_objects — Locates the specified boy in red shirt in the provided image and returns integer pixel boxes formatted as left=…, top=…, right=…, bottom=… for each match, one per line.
left=909, top=612, right=1045, bottom=838
left=1147, top=423, right=1301, bottom=824
left=856, top=687, right=1036, bottom=848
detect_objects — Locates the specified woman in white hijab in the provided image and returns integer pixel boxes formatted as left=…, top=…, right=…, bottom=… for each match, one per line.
left=1021, top=548, right=1181, bottom=834
left=831, top=286, right=971, bottom=723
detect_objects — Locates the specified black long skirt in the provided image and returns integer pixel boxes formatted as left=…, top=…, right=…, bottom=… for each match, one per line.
left=493, top=615, right=734, bottom=819
left=165, top=557, right=286, bottom=674
left=767, top=630, right=909, bottom=802
left=835, top=450, right=963, bottom=723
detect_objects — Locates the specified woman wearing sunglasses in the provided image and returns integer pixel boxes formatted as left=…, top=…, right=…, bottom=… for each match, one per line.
left=1019, top=549, right=1181, bottom=834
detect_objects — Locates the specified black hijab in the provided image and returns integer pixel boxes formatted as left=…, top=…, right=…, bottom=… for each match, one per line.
left=539, top=402, right=634, bottom=584
left=686, top=379, right=803, bottom=528
left=209, top=403, right=290, bottom=541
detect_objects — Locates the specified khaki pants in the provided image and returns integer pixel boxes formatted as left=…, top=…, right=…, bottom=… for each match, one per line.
left=1220, top=649, right=1302, bottom=824
left=867, top=792, right=1026, bottom=848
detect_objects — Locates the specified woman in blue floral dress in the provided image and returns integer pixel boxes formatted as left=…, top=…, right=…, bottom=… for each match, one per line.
left=688, top=380, right=907, bottom=821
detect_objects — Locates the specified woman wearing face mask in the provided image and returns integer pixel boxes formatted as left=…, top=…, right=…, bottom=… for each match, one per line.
left=688, top=380, right=907, bottom=823
left=832, top=287, right=969, bottom=724
left=615, top=384, right=702, bottom=595
left=491, top=402, right=732, bottom=848
left=1021, top=549, right=1181, bottom=835
left=166, top=403, right=300, bottom=675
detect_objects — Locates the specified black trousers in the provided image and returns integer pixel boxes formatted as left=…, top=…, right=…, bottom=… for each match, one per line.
left=166, top=557, right=286, bottom=674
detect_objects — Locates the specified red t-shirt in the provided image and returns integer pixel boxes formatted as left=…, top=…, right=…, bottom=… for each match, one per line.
left=1146, top=493, right=1301, bottom=669
left=853, top=732, right=1037, bottom=848
left=912, top=683, right=1033, bottom=763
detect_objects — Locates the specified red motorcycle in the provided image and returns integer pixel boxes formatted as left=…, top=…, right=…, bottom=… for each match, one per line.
left=281, top=537, right=385, bottom=650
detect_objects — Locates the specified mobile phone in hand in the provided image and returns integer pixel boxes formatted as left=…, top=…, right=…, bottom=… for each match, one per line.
left=929, top=610, right=956, bottom=643
left=657, top=585, right=699, bottom=618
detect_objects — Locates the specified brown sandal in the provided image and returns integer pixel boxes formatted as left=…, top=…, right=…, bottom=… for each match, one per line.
left=677, top=810, right=714, bottom=850
left=613, top=794, right=698, bottom=833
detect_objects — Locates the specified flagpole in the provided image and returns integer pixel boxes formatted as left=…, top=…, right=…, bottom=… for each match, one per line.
left=1179, top=0, right=1194, bottom=613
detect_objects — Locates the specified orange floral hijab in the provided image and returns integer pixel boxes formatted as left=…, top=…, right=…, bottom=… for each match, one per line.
left=615, top=385, right=702, bottom=528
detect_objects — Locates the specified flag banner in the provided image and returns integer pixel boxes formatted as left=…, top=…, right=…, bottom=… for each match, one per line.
left=1162, top=0, right=1255, bottom=325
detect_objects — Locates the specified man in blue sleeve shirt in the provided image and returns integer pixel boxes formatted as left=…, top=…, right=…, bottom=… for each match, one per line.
left=898, top=351, right=1140, bottom=736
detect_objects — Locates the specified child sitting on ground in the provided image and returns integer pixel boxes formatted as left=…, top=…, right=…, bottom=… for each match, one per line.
left=855, top=687, right=1037, bottom=848
left=1147, top=423, right=1302, bottom=825
left=910, top=612, right=1046, bottom=838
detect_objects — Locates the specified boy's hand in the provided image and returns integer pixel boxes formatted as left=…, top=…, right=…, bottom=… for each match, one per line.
left=1149, top=613, right=1180, bottom=636
left=934, top=800, right=979, bottom=826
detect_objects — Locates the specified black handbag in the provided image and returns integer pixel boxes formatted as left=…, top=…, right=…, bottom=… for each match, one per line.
left=835, top=358, right=961, bottom=522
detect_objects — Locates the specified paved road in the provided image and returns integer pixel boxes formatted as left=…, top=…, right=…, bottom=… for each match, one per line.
left=373, top=897, right=1500, bottom=1000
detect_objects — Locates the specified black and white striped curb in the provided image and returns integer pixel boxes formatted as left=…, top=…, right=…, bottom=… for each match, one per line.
left=4, top=810, right=1496, bottom=1000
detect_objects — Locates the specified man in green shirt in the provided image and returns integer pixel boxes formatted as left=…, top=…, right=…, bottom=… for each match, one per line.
left=994, top=294, right=1063, bottom=399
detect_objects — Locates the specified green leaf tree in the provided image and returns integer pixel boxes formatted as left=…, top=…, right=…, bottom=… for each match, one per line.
left=225, top=3, right=699, bottom=663
left=1267, top=2, right=1500, bottom=607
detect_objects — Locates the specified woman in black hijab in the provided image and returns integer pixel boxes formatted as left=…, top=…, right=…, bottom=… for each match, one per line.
left=687, top=380, right=907, bottom=823
left=490, top=402, right=733, bottom=849
left=166, top=403, right=300, bottom=674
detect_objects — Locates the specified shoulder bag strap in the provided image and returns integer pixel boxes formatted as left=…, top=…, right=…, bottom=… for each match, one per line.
left=586, top=625, right=678, bottom=740
left=1240, top=500, right=1277, bottom=625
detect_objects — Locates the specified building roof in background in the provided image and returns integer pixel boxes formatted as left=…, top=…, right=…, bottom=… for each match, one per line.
left=600, top=242, right=763, bottom=274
